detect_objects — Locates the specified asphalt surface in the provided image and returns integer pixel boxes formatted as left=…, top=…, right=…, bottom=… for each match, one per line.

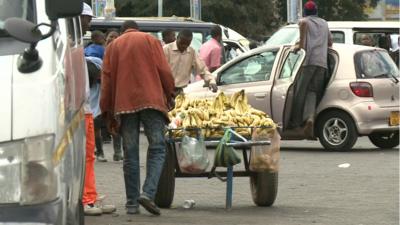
left=86, top=136, right=399, bottom=225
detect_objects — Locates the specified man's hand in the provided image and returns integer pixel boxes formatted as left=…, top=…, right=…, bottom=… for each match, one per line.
left=167, top=97, right=175, bottom=111
left=209, top=82, right=218, bottom=92
left=102, top=112, right=119, bottom=136
left=290, top=44, right=301, bottom=53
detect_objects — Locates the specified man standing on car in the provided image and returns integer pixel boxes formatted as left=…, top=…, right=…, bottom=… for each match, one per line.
left=289, top=0, right=332, bottom=133
left=163, top=29, right=218, bottom=95
left=199, top=25, right=223, bottom=72
left=100, top=20, right=175, bottom=216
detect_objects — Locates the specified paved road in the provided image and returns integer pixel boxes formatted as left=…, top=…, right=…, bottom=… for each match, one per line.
left=86, top=136, right=399, bottom=225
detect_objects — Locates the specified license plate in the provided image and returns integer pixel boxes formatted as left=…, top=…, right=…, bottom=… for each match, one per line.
left=389, top=111, right=399, bottom=126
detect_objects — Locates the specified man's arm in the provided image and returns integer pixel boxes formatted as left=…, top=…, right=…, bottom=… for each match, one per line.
left=193, top=51, right=218, bottom=92
left=328, top=31, right=333, bottom=47
left=298, top=19, right=307, bottom=49
left=100, top=44, right=112, bottom=115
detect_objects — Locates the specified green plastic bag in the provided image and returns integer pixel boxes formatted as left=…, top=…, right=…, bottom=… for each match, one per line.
left=213, top=129, right=241, bottom=167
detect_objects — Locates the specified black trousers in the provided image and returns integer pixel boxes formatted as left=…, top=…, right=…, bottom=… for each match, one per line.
left=289, top=65, right=327, bottom=128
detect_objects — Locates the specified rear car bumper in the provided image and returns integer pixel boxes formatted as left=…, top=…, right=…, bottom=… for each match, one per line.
left=350, top=101, right=399, bottom=135
left=0, top=198, right=63, bottom=225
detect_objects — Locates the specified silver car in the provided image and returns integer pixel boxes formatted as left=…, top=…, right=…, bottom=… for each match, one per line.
left=185, top=44, right=399, bottom=150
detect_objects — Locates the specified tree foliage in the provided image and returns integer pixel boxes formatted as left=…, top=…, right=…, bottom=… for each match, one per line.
left=113, top=0, right=381, bottom=40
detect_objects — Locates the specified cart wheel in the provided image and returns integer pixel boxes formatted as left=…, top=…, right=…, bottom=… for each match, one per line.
left=155, top=142, right=176, bottom=208
left=250, top=172, right=278, bottom=206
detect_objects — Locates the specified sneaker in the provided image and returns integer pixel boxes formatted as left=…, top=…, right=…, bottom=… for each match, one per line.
left=113, top=153, right=123, bottom=161
left=100, top=204, right=116, bottom=214
left=84, top=204, right=102, bottom=216
left=126, top=207, right=140, bottom=215
left=97, top=155, right=108, bottom=162
left=138, top=194, right=160, bottom=216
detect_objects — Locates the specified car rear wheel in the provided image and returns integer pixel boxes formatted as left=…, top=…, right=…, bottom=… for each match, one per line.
left=317, top=111, right=357, bottom=151
left=250, top=172, right=278, bottom=206
left=155, top=142, right=176, bottom=208
left=368, top=131, right=399, bottom=148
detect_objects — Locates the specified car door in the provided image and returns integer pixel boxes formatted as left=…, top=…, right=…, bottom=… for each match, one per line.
left=270, top=47, right=306, bottom=128
left=211, top=48, right=280, bottom=115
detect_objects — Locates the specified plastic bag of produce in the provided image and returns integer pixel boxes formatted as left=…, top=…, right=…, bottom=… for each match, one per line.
left=249, top=128, right=280, bottom=172
left=213, top=129, right=242, bottom=168
left=177, top=133, right=209, bottom=174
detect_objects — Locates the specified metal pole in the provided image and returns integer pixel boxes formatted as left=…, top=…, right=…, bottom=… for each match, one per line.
left=158, top=0, right=163, bottom=17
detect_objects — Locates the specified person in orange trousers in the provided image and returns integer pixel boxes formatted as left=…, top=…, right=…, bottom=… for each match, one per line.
left=81, top=3, right=116, bottom=216
left=82, top=114, right=97, bottom=206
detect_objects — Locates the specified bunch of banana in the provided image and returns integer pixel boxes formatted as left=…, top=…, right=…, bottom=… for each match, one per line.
left=211, top=92, right=229, bottom=114
left=168, top=90, right=277, bottom=139
left=231, top=90, right=249, bottom=114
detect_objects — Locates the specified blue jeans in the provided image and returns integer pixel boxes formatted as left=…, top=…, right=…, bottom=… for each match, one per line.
left=120, top=109, right=167, bottom=209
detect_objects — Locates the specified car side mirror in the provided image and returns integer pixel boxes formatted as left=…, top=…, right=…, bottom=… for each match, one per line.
left=4, top=18, right=50, bottom=73
left=4, top=18, right=42, bottom=44
left=45, top=0, right=83, bottom=20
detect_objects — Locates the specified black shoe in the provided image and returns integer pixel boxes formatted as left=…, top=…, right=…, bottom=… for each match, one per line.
left=113, top=153, right=123, bottom=161
left=138, top=194, right=160, bottom=216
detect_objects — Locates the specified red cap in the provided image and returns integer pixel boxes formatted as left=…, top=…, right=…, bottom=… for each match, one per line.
left=304, top=0, right=317, bottom=10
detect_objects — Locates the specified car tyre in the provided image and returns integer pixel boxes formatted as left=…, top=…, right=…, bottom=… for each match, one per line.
left=250, top=172, right=278, bottom=206
left=317, top=111, right=357, bottom=151
left=368, top=131, right=399, bottom=148
left=155, top=142, right=176, bottom=208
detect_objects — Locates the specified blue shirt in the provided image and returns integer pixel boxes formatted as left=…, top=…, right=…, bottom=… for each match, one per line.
left=85, top=44, right=105, bottom=59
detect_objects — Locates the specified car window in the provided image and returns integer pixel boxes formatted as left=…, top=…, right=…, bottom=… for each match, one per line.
left=331, top=31, right=345, bottom=43
left=220, top=50, right=277, bottom=85
left=354, top=32, right=397, bottom=50
left=278, top=51, right=304, bottom=79
left=355, top=50, right=399, bottom=78
left=265, top=27, right=299, bottom=46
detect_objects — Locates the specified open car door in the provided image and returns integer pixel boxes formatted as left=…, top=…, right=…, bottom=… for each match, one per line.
left=270, top=47, right=306, bottom=130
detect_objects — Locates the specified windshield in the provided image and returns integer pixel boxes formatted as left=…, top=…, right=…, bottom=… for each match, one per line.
left=265, top=27, right=299, bottom=46
left=0, top=0, right=33, bottom=37
left=355, top=50, right=399, bottom=78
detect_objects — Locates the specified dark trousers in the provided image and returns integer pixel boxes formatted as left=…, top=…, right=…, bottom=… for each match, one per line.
left=94, top=115, right=123, bottom=156
left=94, top=116, right=104, bottom=156
left=289, top=65, right=327, bottom=128
left=120, top=109, right=167, bottom=208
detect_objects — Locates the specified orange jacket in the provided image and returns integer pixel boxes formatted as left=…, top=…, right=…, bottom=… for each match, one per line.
left=100, top=29, right=175, bottom=121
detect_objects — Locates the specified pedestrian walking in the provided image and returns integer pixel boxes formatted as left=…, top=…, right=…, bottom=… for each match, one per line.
left=288, top=0, right=332, bottom=134
left=163, top=29, right=218, bottom=95
left=199, top=25, right=223, bottom=72
left=100, top=20, right=175, bottom=216
left=80, top=2, right=116, bottom=216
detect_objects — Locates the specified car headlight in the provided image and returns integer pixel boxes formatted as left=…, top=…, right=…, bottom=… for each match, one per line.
left=0, top=135, right=59, bottom=205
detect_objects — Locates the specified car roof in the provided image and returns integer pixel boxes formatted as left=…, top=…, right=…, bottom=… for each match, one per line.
left=90, top=16, right=216, bottom=28
left=283, top=21, right=400, bottom=29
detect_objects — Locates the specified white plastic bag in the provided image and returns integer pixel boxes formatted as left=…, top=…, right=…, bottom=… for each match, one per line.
left=177, top=135, right=209, bottom=174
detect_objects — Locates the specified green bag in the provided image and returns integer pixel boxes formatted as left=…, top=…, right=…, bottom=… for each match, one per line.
left=213, top=129, right=242, bottom=167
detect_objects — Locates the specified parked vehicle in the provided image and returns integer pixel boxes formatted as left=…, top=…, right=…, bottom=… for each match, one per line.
left=265, top=21, right=400, bottom=65
left=87, top=16, right=249, bottom=61
left=185, top=44, right=400, bottom=151
left=0, top=0, right=86, bottom=224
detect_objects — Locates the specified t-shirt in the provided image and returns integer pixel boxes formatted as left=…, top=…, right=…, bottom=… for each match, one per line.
left=85, top=44, right=105, bottom=59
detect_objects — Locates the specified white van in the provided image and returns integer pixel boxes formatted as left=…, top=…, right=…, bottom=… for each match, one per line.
left=0, top=0, right=86, bottom=224
left=265, top=21, right=399, bottom=61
